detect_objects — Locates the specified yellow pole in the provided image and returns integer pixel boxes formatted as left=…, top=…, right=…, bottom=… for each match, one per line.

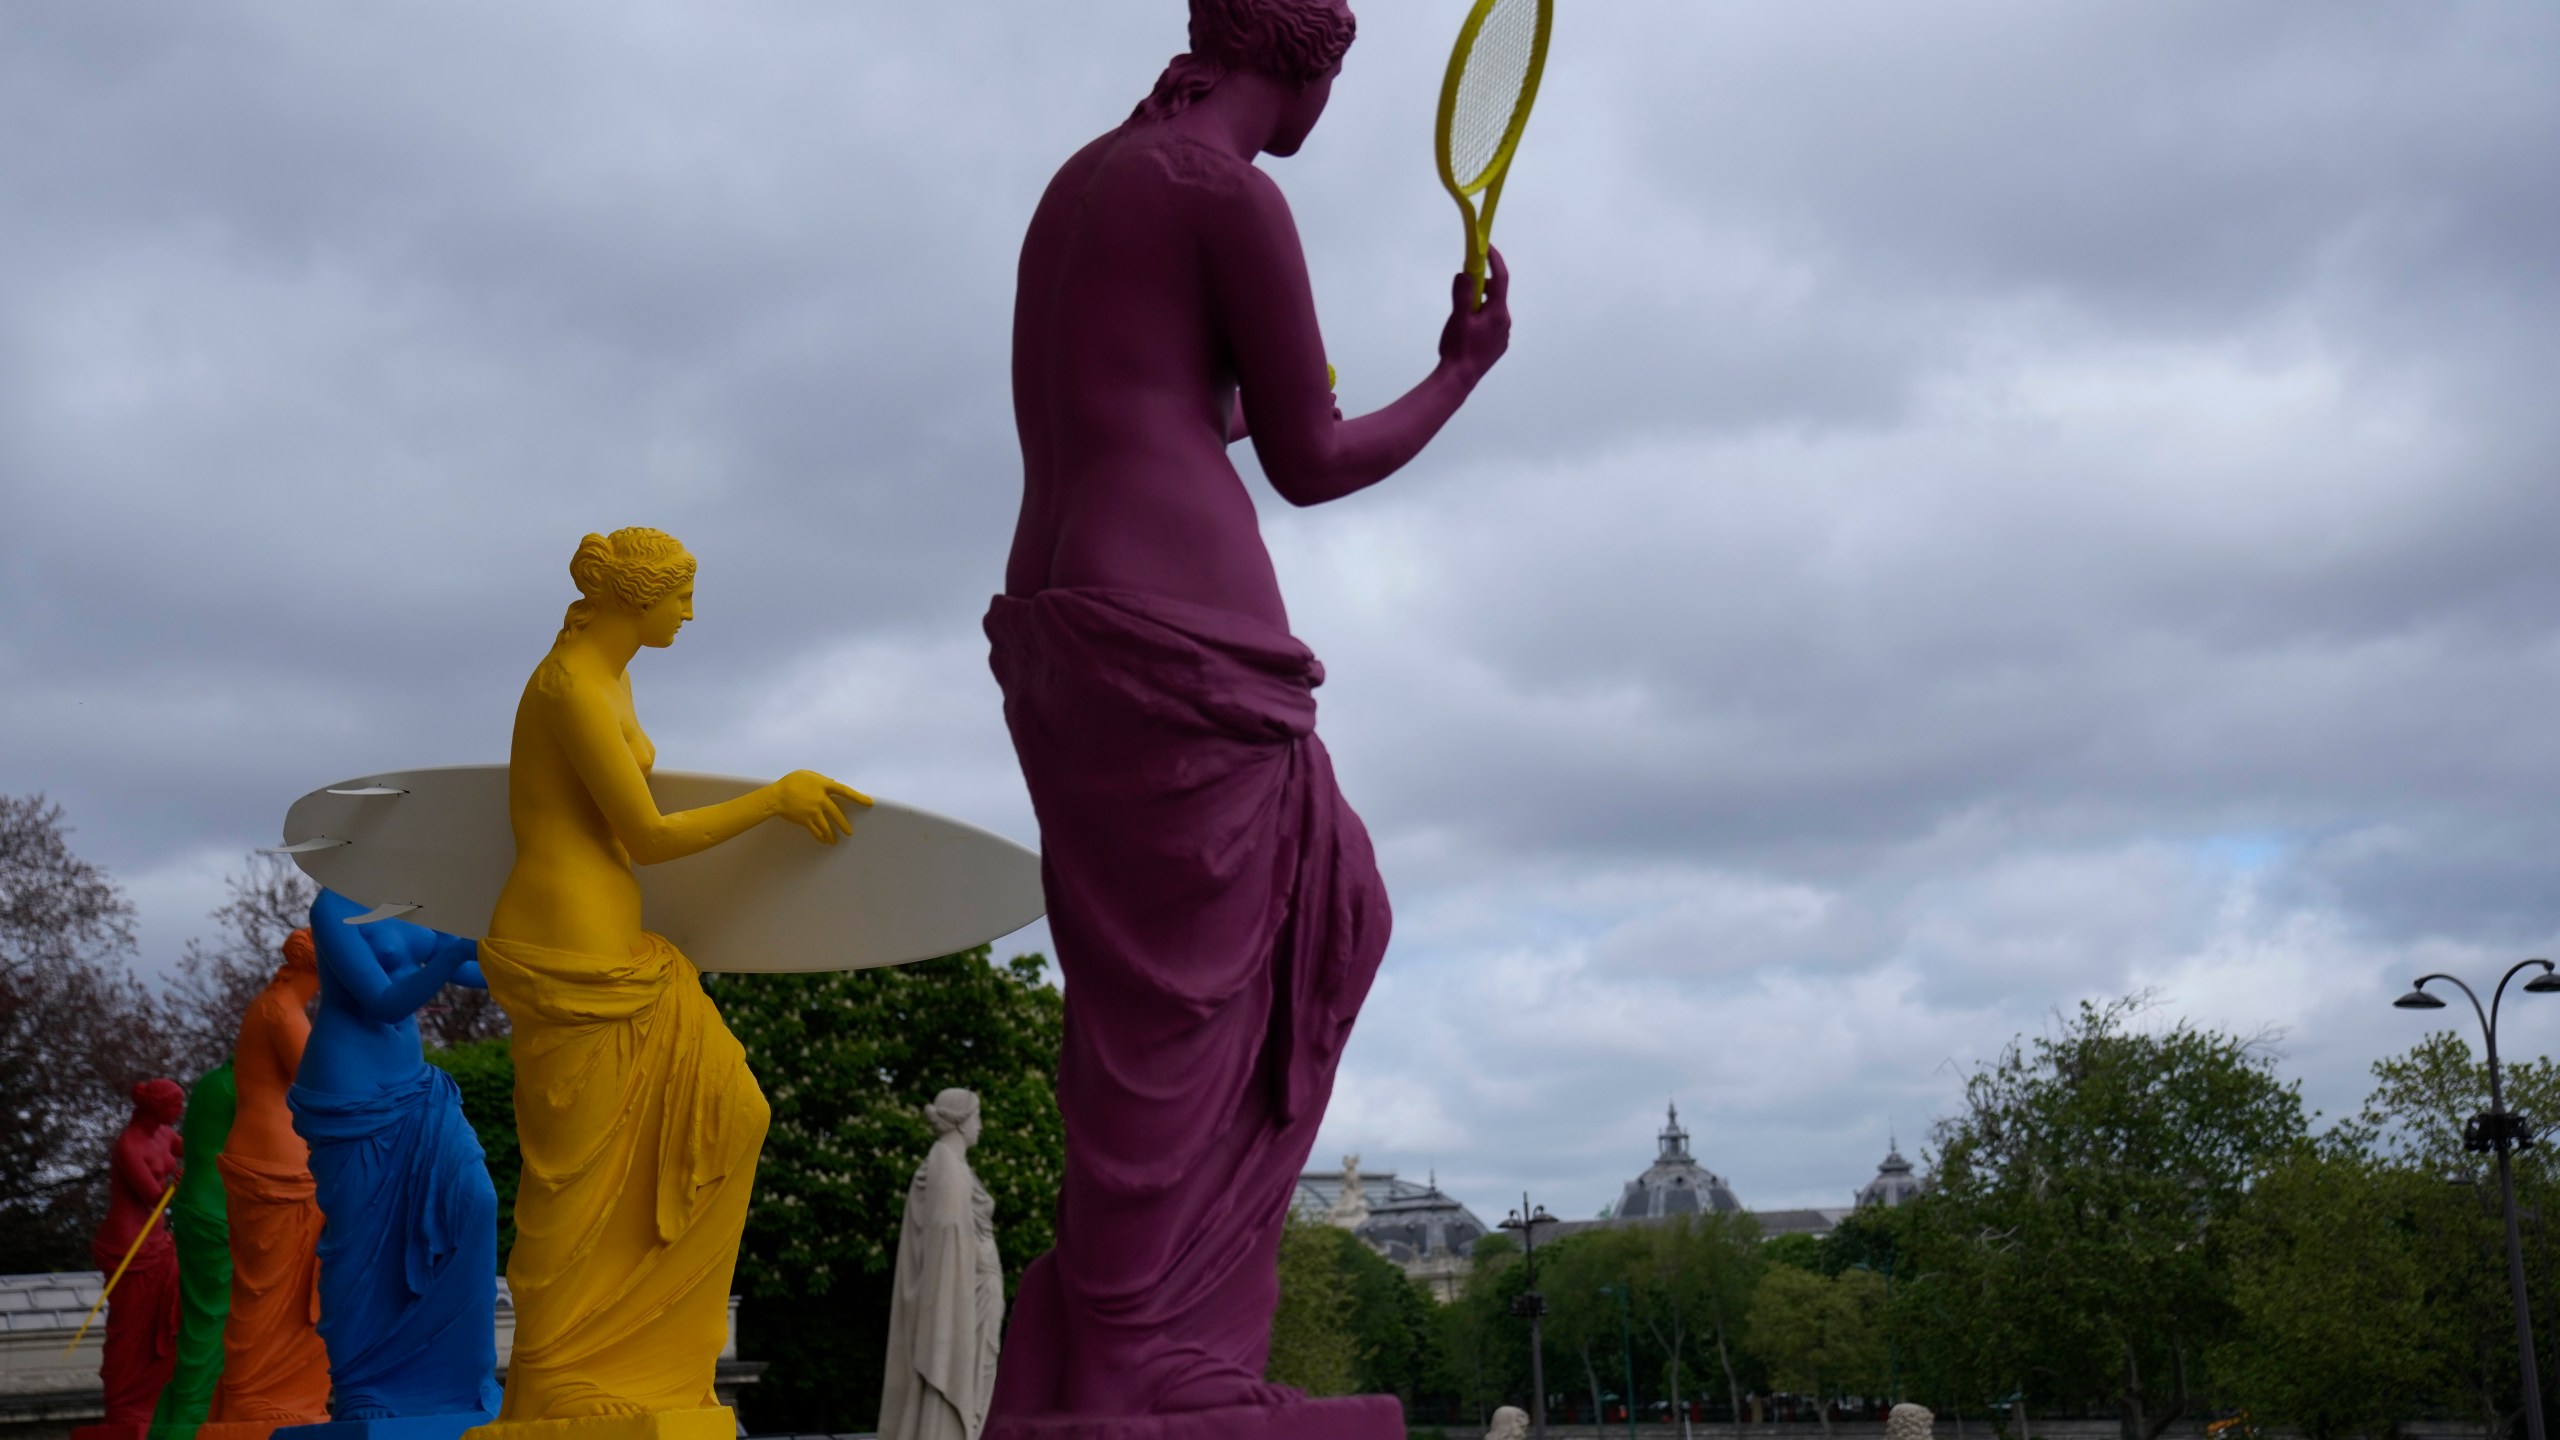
left=62, top=1183, right=178, bottom=1356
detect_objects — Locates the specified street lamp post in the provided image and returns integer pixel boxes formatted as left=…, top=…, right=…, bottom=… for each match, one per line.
left=1501, top=1196, right=1558, bottom=1440
left=1599, top=1283, right=1638, bottom=1440
left=2396, top=957, right=2560, bottom=1440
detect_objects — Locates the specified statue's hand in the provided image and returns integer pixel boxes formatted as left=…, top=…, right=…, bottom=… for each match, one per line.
left=775, top=770, right=873, bottom=845
left=1438, top=245, right=1512, bottom=388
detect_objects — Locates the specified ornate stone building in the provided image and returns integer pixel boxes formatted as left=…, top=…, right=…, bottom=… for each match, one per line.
left=1610, top=1103, right=1742, bottom=1220
left=1295, top=1157, right=1490, bottom=1302
left=1855, top=1136, right=1925, bottom=1209
left=1306, top=1105, right=1930, bottom=1297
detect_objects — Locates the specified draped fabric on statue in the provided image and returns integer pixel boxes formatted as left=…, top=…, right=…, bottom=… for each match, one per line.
left=291, top=1066, right=502, bottom=1420
left=982, top=587, right=1390, bottom=1419
left=92, top=1218, right=179, bottom=1423
left=879, top=1140, right=1003, bottom=1440
left=475, top=933, right=768, bottom=1421
left=208, top=1153, right=327, bottom=1424
left=153, top=1065, right=236, bottom=1436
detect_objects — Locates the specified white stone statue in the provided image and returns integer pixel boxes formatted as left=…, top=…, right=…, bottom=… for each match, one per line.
left=1487, top=1405, right=1529, bottom=1440
left=878, top=1088, right=1004, bottom=1440
left=1887, top=1402, right=1936, bottom=1440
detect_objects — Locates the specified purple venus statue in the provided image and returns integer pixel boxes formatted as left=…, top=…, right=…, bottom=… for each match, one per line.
left=985, top=2, right=1510, bottom=1436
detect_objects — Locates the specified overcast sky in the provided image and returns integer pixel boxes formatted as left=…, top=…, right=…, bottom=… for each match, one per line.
left=6, top=1, right=2558, bottom=1220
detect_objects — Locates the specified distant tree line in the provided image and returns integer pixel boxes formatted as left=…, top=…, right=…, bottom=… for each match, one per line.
left=1280, top=995, right=2560, bottom=1440
left=15, top=792, right=2560, bottom=1438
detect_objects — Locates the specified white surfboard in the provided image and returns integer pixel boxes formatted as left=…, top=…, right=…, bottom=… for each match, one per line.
left=276, top=766, right=1045, bottom=973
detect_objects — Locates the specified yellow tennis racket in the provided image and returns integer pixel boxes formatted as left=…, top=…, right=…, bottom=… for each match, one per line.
left=1435, top=0, right=1553, bottom=309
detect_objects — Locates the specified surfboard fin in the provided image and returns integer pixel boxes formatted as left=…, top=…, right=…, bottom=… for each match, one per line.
left=343, top=902, right=423, bottom=925
left=262, top=836, right=350, bottom=854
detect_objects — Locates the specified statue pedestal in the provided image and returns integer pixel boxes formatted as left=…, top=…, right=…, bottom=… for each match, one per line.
left=983, top=1396, right=1402, bottom=1440
left=200, top=1421, right=326, bottom=1440
left=458, top=1409, right=735, bottom=1440
left=275, top=1414, right=495, bottom=1440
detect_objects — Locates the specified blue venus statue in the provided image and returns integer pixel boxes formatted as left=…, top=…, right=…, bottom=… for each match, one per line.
left=280, top=888, right=502, bottom=1440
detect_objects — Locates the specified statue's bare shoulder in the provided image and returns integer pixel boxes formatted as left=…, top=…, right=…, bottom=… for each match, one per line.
left=532, top=653, right=577, bottom=702
left=1137, top=130, right=1257, bottom=199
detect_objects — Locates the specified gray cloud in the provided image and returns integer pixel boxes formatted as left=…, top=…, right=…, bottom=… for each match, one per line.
left=5, top=1, right=2557, bottom=1216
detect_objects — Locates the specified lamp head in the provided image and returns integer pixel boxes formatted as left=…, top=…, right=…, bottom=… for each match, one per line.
left=2526, top=963, right=2560, bottom=995
left=2393, top=987, right=2447, bottom=1010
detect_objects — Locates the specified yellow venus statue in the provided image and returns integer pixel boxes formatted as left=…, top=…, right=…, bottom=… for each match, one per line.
left=463, top=528, right=868, bottom=1440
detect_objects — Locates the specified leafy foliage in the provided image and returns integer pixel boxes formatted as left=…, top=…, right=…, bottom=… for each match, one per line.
left=1760, top=1231, right=1823, bottom=1275
left=1269, top=1210, right=1362, bottom=1396
left=1537, top=1226, right=1648, bottom=1426
left=1745, top=1266, right=1887, bottom=1432
left=163, top=851, right=316, bottom=1079
left=1330, top=1224, right=1440, bottom=1401
left=706, top=947, right=1064, bottom=1434
left=0, top=794, right=178, bottom=1270
left=1629, top=1211, right=1763, bottom=1424
left=2212, top=1138, right=2456, bottom=1437
left=1265, top=1216, right=1439, bottom=1401
left=2348, top=1029, right=2560, bottom=1438
left=1751, top=1260, right=1894, bottom=1414
left=1905, top=995, right=2306, bottom=1439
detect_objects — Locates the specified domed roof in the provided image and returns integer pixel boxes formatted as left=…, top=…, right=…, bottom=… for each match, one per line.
left=1355, top=1174, right=1489, bottom=1264
left=1855, top=1137, right=1924, bottom=1209
left=1615, top=1103, right=1742, bottom=1220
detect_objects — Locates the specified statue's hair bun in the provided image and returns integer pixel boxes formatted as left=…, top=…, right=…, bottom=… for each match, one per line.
left=560, top=527, right=695, bottom=639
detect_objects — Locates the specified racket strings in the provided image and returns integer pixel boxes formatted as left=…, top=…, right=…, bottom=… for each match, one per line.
left=1448, top=0, right=1540, bottom=188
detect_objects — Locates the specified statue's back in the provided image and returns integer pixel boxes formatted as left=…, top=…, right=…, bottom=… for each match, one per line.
left=1006, top=125, right=1292, bottom=625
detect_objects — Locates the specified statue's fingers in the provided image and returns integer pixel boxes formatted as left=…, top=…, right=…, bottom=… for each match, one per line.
left=828, top=780, right=875, bottom=808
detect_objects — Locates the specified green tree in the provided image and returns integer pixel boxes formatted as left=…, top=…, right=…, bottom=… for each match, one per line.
left=0, top=794, right=173, bottom=1270
left=1913, top=995, right=2307, bottom=1440
left=1762, top=1231, right=1824, bottom=1275
left=164, top=852, right=317, bottom=1077
left=2356, top=1031, right=2560, bottom=1439
left=1816, top=1204, right=1908, bottom=1280
left=2213, top=1136, right=2454, bottom=1437
left=1628, top=1212, right=1763, bottom=1431
left=1541, top=1228, right=1646, bottom=1427
left=1887, top=1191, right=2030, bottom=1425
left=706, top=946, right=1065, bottom=1433
left=1745, top=1266, right=1888, bottom=1435
left=1269, top=1211, right=1361, bottom=1395
left=1438, top=1233, right=1532, bottom=1424
left=2362, top=1030, right=2560, bottom=1180
left=1320, top=1225, right=1440, bottom=1402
